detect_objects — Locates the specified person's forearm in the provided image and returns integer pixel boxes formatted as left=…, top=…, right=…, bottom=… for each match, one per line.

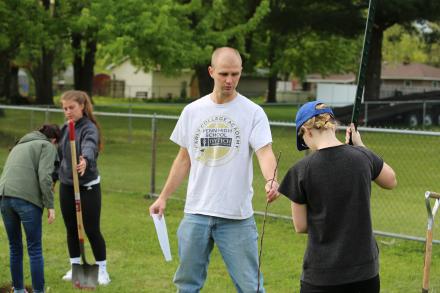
left=292, top=202, right=308, bottom=233
left=159, top=149, right=190, bottom=200
left=256, top=144, right=277, bottom=181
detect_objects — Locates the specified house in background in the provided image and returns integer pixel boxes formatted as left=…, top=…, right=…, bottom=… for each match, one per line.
left=237, top=71, right=267, bottom=98
left=304, top=73, right=356, bottom=92
left=93, top=74, right=111, bottom=96
left=108, top=59, right=194, bottom=99
left=304, top=62, right=440, bottom=102
left=380, top=62, right=440, bottom=98
left=108, top=61, right=306, bottom=100
left=18, top=69, right=30, bottom=96
left=303, top=73, right=356, bottom=106
left=238, top=69, right=310, bottom=102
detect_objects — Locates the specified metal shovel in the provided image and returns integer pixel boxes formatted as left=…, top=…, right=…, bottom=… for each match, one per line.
left=69, top=120, right=99, bottom=289
left=422, top=191, right=440, bottom=293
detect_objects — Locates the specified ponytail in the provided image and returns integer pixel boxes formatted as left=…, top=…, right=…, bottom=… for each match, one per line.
left=60, top=90, right=103, bottom=151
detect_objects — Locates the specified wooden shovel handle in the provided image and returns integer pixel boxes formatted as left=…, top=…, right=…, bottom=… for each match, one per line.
left=422, top=229, right=433, bottom=292
left=69, top=120, right=86, bottom=244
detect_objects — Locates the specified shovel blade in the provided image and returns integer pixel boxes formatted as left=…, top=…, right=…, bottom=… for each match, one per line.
left=72, top=263, right=99, bottom=289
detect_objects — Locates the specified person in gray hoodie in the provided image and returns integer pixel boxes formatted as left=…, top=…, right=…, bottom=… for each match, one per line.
left=57, top=90, right=110, bottom=285
left=0, top=124, right=60, bottom=293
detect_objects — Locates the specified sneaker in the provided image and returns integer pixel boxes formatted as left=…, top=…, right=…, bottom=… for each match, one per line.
left=62, top=269, right=72, bottom=281
left=98, top=269, right=111, bottom=285
left=11, top=288, right=28, bottom=293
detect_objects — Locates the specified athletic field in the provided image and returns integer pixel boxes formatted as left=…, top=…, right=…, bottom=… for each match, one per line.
left=1, top=100, right=439, bottom=292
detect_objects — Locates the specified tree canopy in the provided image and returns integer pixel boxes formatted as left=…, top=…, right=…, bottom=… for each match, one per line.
left=0, top=0, right=439, bottom=104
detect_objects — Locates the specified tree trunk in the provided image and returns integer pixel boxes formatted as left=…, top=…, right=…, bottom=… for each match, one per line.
left=9, top=65, right=20, bottom=104
left=364, top=24, right=384, bottom=101
left=0, top=53, right=21, bottom=103
left=0, top=53, right=11, bottom=100
left=195, top=64, right=213, bottom=97
left=0, top=53, right=9, bottom=117
left=32, top=47, right=54, bottom=105
left=266, top=34, right=278, bottom=103
left=72, top=33, right=96, bottom=98
left=266, top=72, right=278, bottom=103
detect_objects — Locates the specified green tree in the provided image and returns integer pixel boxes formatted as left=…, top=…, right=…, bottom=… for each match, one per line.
left=65, top=0, right=111, bottom=98
left=101, top=0, right=269, bottom=97
left=182, top=0, right=270, bottom=96
left=420, top=21, right=440, bottom=67
left=383, top=21, right=440, bottom=67
left=0, top=0, right=34, bottom=103
left=254, top=0, right=365, bottom=102
left=29, top=0, right=60, bottom=105
left=383, top=24, right=428, bottom=64
left=9, top=0, right=67, bottom=105
left=364, top=0, right=440, bottom=100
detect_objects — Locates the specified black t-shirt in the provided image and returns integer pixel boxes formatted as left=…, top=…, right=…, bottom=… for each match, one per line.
left=279, top=144, right=383, bottom=286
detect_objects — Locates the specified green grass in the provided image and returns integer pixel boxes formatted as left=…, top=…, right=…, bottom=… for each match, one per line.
left=1, top=100, right=440, bottom=292
left=2, top=192, right=440, bottom=292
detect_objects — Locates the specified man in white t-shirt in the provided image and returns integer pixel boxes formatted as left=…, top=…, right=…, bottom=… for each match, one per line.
left=149, top=47, right=279, bottom=293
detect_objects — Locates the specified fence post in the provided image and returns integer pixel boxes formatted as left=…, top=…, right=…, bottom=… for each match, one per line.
left=149, top=113, right=157, bottom=197
left=423, top=101, right=427, bottom=130
left=45, top=106, right=50, bottom=123
left=128, top=100, right=133, bottom=143
left=30, top=110, right=34, bottom=130
left=364, top=102, right=368, bottom=126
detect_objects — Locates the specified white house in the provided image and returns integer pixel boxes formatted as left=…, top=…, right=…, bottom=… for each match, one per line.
left=108, top=59, right=194, bottom=99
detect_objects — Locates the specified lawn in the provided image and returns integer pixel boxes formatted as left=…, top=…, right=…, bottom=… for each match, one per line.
left=1, top=100, right=440, bottom=292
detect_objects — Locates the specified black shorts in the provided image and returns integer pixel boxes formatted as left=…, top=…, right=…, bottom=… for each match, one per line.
left=300, top=275, right=380, bottom=293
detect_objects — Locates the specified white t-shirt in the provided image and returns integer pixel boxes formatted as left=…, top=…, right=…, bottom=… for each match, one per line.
left=171, top=94, right=272, bottom=219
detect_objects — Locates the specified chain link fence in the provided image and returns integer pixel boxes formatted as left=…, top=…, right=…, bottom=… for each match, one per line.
left=0, top=104, right=439, bottom=242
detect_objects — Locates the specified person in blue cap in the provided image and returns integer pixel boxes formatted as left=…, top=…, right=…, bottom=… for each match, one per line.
left=278, top=101, right=397, bottom=293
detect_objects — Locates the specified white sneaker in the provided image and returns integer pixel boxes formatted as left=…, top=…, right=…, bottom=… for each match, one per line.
left=98, top=269, right=111, bottom=285
left=62, top=269, right=72, bottom=281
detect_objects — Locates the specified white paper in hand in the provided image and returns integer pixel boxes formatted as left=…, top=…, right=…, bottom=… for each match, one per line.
left=151, top=214, right=172, bottom=261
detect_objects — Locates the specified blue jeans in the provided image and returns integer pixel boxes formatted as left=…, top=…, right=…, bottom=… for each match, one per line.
left=173, top=213, right=265, bottom=293
left=1, top=197, right=45, bottom=293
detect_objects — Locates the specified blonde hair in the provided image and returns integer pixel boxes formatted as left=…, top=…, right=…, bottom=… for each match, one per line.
left=61, top=90, right=103, bottom=151
left=299, top=103, right=337, bottom=137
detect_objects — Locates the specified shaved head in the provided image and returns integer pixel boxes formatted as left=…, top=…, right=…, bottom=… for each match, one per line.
left=211, top=47, right=242, bottom=68
left=208, top=47, right=243, bottom=102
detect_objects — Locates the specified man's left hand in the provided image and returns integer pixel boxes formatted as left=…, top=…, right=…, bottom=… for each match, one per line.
left=265, top=179, right=279, bottom=203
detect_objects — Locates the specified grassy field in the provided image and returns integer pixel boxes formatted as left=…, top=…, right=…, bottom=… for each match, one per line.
left=1, top=100, right=440, bottom=292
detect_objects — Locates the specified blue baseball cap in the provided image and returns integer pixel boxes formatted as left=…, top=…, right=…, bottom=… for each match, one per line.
left=295, top=101, right=334, bottom=151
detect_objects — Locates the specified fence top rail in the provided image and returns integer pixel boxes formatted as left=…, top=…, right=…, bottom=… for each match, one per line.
left=1, top=104, right=440, bottom=136
left=364, top=100, right=440, bottom=105
left=270, top=120, right=440, bottom=136
left=0, top=104, right=180, bottom=120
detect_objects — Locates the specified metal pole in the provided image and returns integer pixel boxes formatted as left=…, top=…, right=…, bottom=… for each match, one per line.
left=423, top=101, right=427, bottom=129
left=128, top=99, right=132, bottom=143
left=149, top=113, right=157, bottom=197
left=30, top=110, right=34, bottom=130
left=364, top=102, right=368, bottom=126
left=45, top=106, right=50, bottom=123
left=350, top=0, right=377, bottom=129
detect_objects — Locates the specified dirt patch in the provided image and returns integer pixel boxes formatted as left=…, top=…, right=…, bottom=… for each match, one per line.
left=0, top=285, right=33, bottom=293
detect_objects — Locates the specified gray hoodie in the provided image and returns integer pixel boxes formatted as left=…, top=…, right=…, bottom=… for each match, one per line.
left=56, top=116, right=100, bottom=186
